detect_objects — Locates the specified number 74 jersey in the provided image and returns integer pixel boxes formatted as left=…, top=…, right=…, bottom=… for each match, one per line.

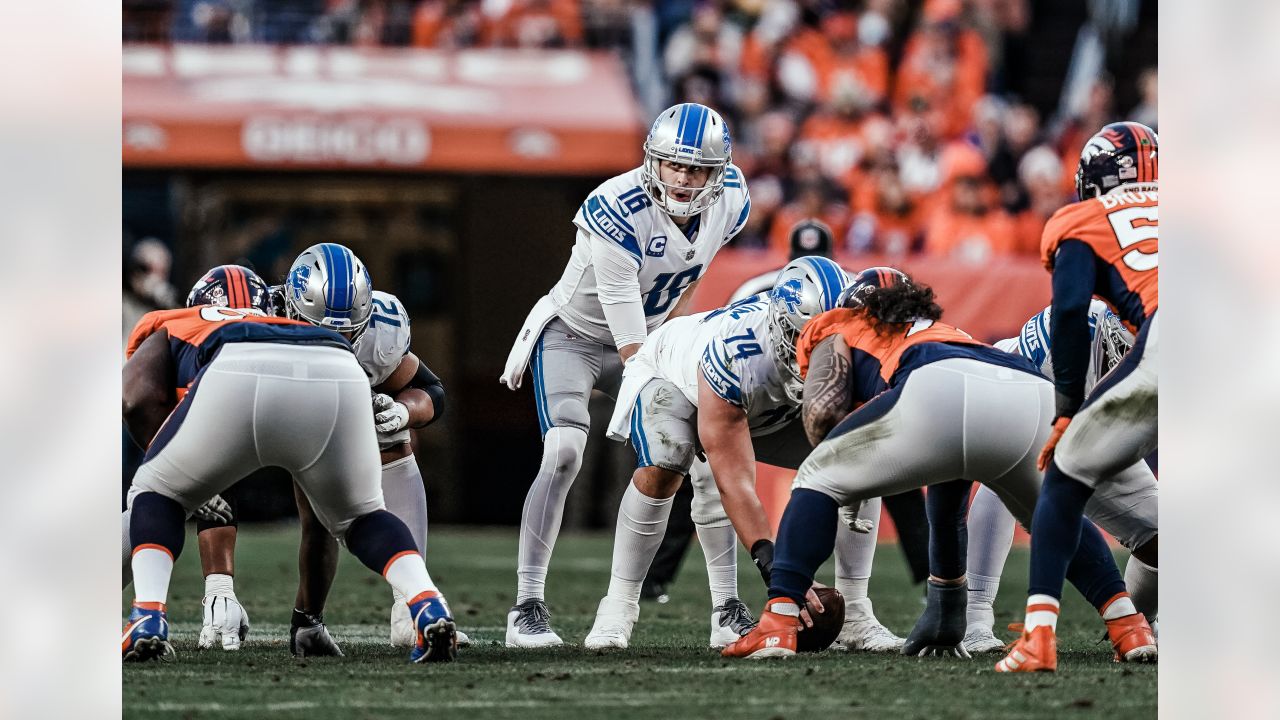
left=645, top=294, right=798, bottom=436
left=1040, top=189, right=1157, bottom=328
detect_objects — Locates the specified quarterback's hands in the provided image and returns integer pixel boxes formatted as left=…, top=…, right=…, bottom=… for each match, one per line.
left=1037, top=417, right=1072, bottom=471
left=199, top=594, right=250, bottom=651
left=839, top=501, right=875, bottom=534
left=799, top=583, right=827, bottom=629
left=372, top=393, right=410, bottom=434
left=192, top=495, right=233, bottom=525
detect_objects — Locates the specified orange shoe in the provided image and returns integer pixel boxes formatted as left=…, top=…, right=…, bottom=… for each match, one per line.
left=994, top=625, right=1057, bottom=672
left=721, top=598, right=801, bottom=659
left=1105, top=613, right=1157, bottom=663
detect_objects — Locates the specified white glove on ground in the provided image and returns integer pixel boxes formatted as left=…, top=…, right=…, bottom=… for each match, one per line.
left=198, top=574, right=250, bottom=651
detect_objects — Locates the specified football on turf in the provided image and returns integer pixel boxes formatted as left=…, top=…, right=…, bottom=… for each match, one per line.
left=796, top=587, right=845, bottom=653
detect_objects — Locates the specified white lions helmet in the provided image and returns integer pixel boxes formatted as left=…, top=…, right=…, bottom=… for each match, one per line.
left=642, top=103, right=733, bottom=217
left=283, top=243, right=373, bottom=338
left=767, top=256, right=851, bottom=402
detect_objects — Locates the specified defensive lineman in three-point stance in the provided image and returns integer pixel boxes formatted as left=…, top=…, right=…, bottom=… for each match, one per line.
left=500, top=103, right=751, bottom=647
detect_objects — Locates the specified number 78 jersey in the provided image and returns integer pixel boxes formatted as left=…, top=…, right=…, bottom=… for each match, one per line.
left=646, top=294, right=797, bottom=436
left=549, top=165, right=751, bottom=346
left=1041, top=189, right=1157, bottom=329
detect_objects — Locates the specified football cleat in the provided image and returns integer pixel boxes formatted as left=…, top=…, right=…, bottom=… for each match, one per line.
left=584, top=596, right=641, bottom=650
left=903, top=580, right=970, bottom=658
left=721, top=598, right=801, bottom=659
left=390, top=600, right=415, bottom=647
left=505, top=599, right=564, bottom=648
left=709, top=597, right=757, bottom=649
left=289, top=609, right=344, bottom=658
left=198, top=594, right=250, bottom=651
left=962, top=623, right=1007, bottom=654
left=1105, top=613, right=1158, bottom=663
left=995, top=625, right=1057, bottom=672
left=408, top=590, right=457, bottom=663
left=832, top=598, right=905, bottom=653
left=122, top=602, right=174, bottom=662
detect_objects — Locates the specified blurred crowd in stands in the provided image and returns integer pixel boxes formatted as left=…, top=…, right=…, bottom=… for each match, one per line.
left=123, top=0, right=1157, bottom=262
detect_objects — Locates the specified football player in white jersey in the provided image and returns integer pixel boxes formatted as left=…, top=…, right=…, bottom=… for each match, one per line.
left=499, top=103, right=751, bottom=647
left=962, top=301, right=1159, bottom=652
left=184, top=245, right=459, bottom=655
left=582, top=258, right=902, bottom=651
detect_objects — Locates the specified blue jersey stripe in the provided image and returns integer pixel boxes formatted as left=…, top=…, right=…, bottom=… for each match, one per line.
left=598, top=196, right=636, bottom=233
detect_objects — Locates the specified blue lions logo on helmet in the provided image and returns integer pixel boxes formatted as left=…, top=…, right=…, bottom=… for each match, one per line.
left=288, top=264, right=311, bottom=299
left=722, top=124, right=732, bottom=155
left=773, top=278, right=803, bottom=314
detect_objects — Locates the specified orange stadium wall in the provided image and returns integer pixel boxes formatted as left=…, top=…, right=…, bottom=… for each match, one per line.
left=689, top=249, right=1051, bottom=539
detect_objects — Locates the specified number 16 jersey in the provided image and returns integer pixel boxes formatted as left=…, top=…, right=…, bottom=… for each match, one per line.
left=549, top=165, right=751, bottom=346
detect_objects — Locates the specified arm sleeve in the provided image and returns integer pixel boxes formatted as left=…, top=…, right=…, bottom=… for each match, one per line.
left=590, top=233, right=649, bottom=348
left=1048, top=240, right=1097, bottom=418
left=407, top=360, right=445, bottom=425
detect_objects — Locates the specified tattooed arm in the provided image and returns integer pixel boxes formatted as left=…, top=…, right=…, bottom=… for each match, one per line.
left=802, top=334, right=854, bottom=447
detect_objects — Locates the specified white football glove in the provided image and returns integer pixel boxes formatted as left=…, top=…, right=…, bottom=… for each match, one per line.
left=199, top=591, right=250, bottom=651
left=840, top=501, right=875, bottom=534
left=192, top=495, right=234, bottom=525
left=372, top=393, right=410, bottom=434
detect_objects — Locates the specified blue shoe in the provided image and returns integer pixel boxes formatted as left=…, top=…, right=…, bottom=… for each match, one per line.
left=122, top=602, right=174, bottom=662
left=408, top=591, right=457, bottom=663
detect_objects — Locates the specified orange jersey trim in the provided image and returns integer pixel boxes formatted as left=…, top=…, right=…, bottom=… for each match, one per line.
left=797, top=308, right=982, bottom=383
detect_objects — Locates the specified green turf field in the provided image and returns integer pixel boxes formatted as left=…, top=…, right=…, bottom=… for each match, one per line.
left=122, top=525, right=1155, bottom=719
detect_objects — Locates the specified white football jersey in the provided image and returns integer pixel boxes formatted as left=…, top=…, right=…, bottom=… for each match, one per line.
left=644, top=294, right=797, bottom=436
left=994, top=299, right=1133, bottom=395
left=549, top=165, right=751, bottom=346
left=354, top=290, right=412, bottom=387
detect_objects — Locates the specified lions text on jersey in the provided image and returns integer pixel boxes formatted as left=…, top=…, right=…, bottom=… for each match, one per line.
left=548, top=165, right=751, bottom=347
left=646, top=294, right=798, bottom=436
left=993, top=299, right=1133, bottom=396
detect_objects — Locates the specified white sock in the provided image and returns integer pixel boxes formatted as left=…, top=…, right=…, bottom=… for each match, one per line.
left=1124, top=556, right=1158, bottom=622
left=382, top=454, right=429, bottom=555
left=204, top=573, right=236, bottom=598
left=966, top=485, right=1016, bottom=628
left=833, top=497, right=880, bottom=603
left=605, top=482, right=674, bottom=605
left=131, top=546, right=175, bottom=606
left=696, top=521, right=738, bottom=608
left=121, top=510, right=133, bottom=589
left=383, top=551, right=438, bottom=602
left=1101, top=592, right=1138, bottom=621
left=1024, top=594, right=1060, bottom=632
left=517, top=427, right=587, bottom=603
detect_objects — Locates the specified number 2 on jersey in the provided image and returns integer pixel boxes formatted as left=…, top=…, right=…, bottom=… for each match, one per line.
left=370, top=297, right=402, bottom=328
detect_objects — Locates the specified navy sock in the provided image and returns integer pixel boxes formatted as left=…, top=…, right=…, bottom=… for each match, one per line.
left=129, top=492, right=187, bottom=560
left=925, top=479, right=972, bottom=580
left=1028, top=461, right=1096, bottom=600
left=345, top=509, right=418, bottom=575
left=1065, top=519, right=1127, bottom=611
left=769, top=489, right=839, bottom=603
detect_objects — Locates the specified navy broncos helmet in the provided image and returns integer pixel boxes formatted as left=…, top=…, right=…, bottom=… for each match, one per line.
left=1075, top=121, right=1158, bottom=200
left=838, top=266, right=909, bottom=309
left=186, top=264, right=272, bottom=313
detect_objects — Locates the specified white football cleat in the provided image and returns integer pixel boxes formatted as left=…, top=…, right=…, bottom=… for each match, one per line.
left=709, top=598, right=757, bottom=649
left=584, top=596, right=640, bottom=650
left=963, top=623, right=1006, bottom=654
left=831, top=598, right=904, bottom=652
left=505, top=599, right=564, bottom=648
left=198, top=594, right=250, bottom=651
left=390, top=600, right=415, bottom=647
